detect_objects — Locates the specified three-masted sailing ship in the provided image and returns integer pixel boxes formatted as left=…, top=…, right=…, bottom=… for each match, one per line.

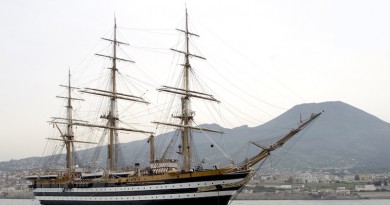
left=26, top=9, right=322, bottom=205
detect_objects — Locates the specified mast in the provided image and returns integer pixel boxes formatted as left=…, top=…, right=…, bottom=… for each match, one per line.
left=65, top=70, right=74, bottom=170
left=79, top=18, right=152, bottom=171
left=182, top=8, right=191, bottom=171
left=155, top=8, right=220, bottom=171
left=50, top=71, right=85, bottom=171
left=108, top=18, right=119, bottom=171
left=148, top=135, right=155, bottom=163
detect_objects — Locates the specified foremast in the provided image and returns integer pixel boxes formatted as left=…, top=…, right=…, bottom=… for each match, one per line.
left=155, top=9, right=221, bottom=171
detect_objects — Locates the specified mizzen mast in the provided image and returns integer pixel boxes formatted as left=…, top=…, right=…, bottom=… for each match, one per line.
left=50, top=71, right=85, bottom=171
left=65, top=71, right=75, bottom=170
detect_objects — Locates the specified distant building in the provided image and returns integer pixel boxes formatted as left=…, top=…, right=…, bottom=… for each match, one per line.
left=280, top=185, right=292, bottom=189
left=355, top=184, right=376, bottom=191
left=359, top=174, right=372, bottom=181
left=336, top=187, right=350, bottom=195
left=296, top=172, right=320, bottom=183
left=342, top=175, right=355, bottom=182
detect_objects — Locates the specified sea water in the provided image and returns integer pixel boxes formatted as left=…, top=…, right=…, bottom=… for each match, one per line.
left=1, top=199, right=390, bottom=205
left=0, top=199, right=40, bottom=205
left=231, top=200, right=390, bottom=205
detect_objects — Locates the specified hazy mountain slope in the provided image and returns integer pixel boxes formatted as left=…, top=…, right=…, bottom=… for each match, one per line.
left=256, top=101, right=390, bottom=171
left=1, top=101, right=389, bottom=172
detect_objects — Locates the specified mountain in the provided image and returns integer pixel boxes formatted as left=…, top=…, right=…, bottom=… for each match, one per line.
left=267, top=101, right=390, bottom=172
left=187, top=101, right=390, bottom=172
left=1, top=101, right=390, bottom=172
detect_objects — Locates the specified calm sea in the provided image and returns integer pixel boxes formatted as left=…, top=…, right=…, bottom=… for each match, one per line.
left=1, top=199, right=390, bottom=205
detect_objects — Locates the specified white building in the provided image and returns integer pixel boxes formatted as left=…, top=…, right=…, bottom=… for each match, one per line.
left=280, top=185, right=292, bottom=189
left=355, top=184, right=376, bottom=191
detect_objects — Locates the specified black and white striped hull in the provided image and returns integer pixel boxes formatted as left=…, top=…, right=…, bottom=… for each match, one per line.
left=35, top=191, right=233, bottom=205
left=33, top=172, right=249, bottom=205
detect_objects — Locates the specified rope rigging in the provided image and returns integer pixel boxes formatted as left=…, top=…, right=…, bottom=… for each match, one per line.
left=39, top=13, right=319, bottom=177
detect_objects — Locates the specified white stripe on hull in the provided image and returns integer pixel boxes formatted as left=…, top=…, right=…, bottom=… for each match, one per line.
left=35, top=190, right=236, bottom=201
left=34, top=178, right=245, bottom=193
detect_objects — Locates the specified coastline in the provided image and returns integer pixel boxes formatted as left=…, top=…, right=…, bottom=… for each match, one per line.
left=0, top=192, right=34, bottom=199
left=357, top=192, right=390, bottom=199
left=2, top=191, right=390, bottom=200
left=236, top=191, right=390, bottom=200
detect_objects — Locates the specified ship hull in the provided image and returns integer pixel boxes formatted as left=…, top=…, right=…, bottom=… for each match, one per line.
left=33, top=171, right=249, bottom=205
left=38, top=194, right=231, bottom=205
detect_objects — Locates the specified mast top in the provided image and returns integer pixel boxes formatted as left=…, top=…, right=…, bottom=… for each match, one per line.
left=114, top=14, right=117, bottom=28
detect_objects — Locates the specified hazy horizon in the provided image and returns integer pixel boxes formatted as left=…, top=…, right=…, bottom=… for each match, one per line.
left=1, top=0, right=390, bottom=161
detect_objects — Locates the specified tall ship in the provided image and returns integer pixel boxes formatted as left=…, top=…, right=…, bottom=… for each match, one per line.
left=26, top=9, right=322, bottom=205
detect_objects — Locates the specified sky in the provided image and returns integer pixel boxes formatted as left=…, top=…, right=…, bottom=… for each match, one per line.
left=1, top=0, right=390, bottom=162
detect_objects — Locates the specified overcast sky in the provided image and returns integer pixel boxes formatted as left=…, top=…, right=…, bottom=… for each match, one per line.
left=1, top=0, right=390, bottom=162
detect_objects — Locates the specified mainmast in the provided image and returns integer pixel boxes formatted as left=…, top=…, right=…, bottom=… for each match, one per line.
left=182, top=8, right=192, bottom=171
left=108, top=18, right=119, bottom=171
left=155, top=8, right=222, bottom=171
left=80, top=18, right=152, bottom=171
